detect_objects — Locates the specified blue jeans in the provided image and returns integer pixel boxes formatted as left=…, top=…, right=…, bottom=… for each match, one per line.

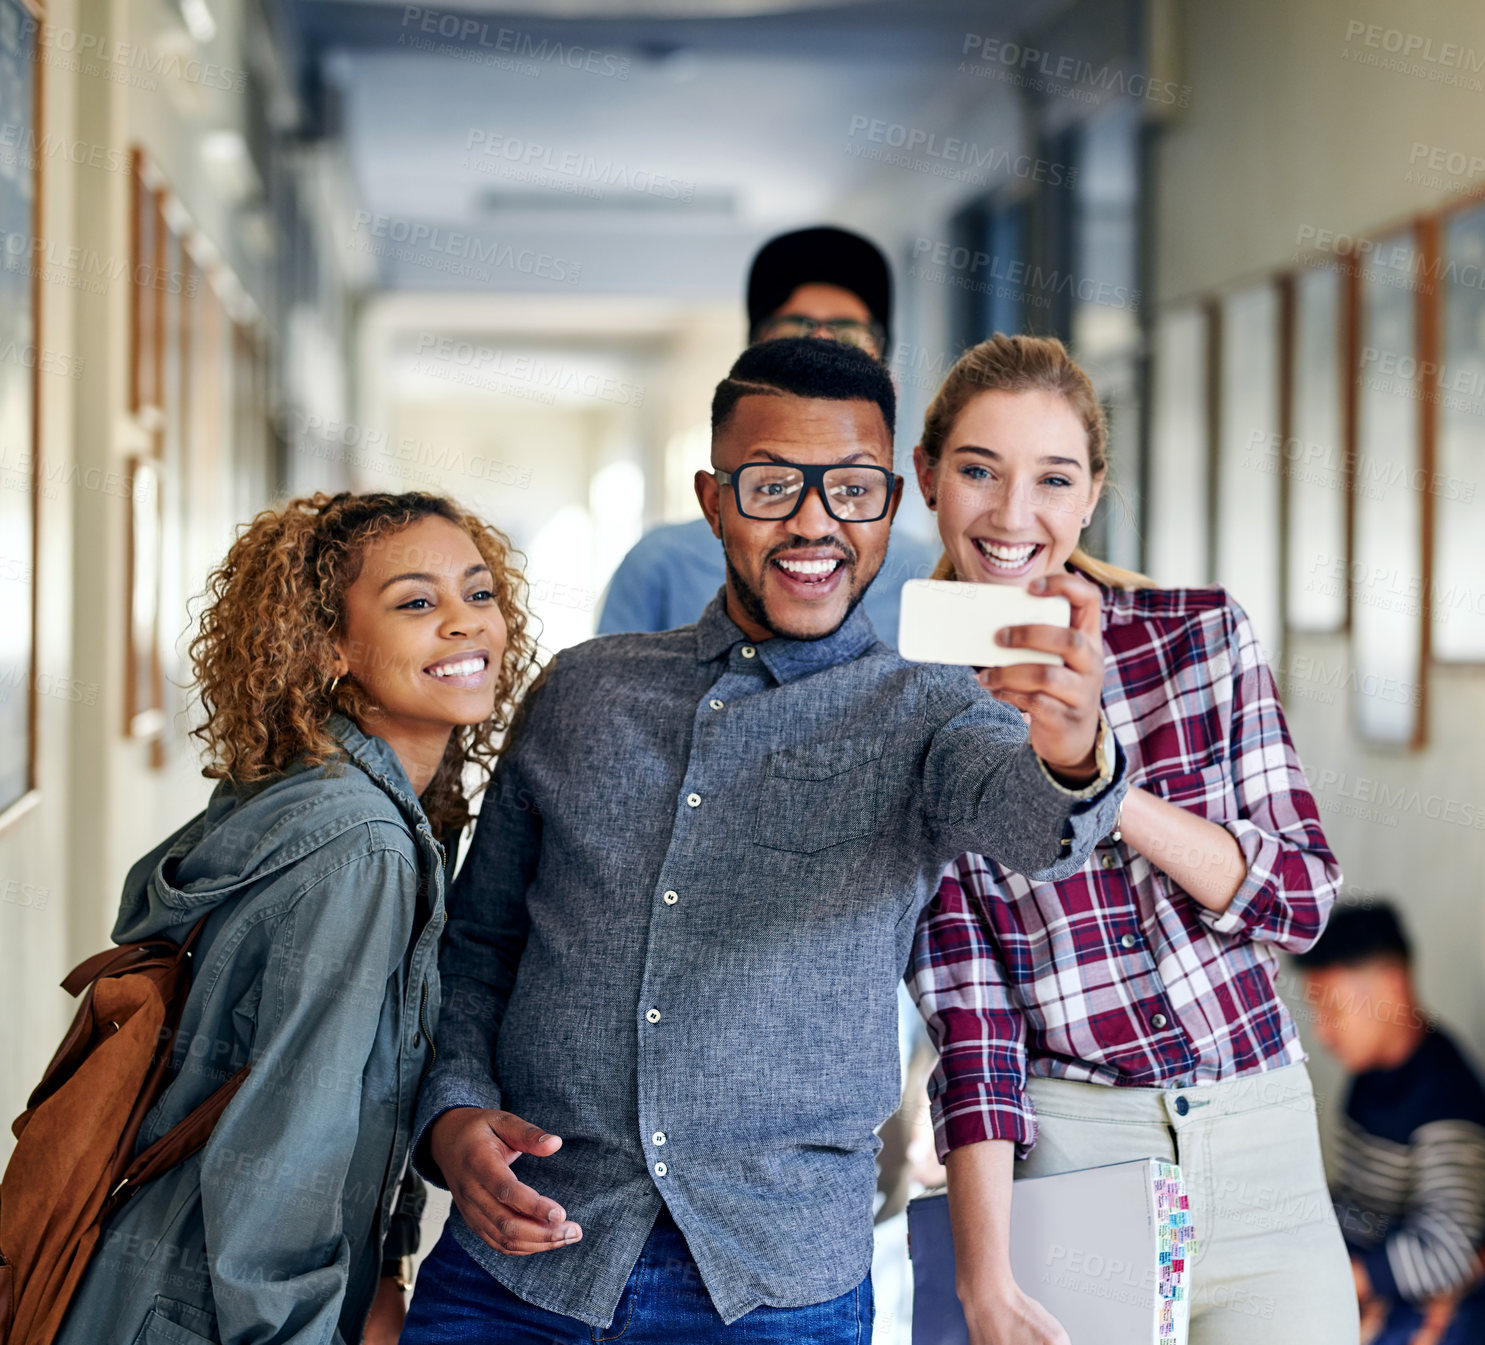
left=401, top=1209, right=874, bottom=1344
left=1374, top=1284, right=1485, bottom=1345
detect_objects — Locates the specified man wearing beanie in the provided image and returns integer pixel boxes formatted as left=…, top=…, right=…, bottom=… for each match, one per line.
left=745, top=225, right=893, bottom=354
left=598, top=225, right=936, bottom=643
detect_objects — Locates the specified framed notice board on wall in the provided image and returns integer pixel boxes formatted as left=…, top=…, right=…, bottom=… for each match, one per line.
left=0, top=0, right=42, bottom=824
left=1435, top=203, right=1485, bottom=663
left=1286, top=264, right=1348, bottom=634
left=1353, top=231, right=1427, bottom=747
left=1214, top=282, right=1283, bottom=663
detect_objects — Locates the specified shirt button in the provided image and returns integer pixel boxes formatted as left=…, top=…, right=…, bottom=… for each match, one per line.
left=652, top=1131, right=666, bottom=1145
left=1151, top=1013, right=1168, bottom=1029
left=1174, top=1096, right=1190, bottom=1117
left=663, top=890, right=679, bottom=905
left=1101, top=854, right=1117, bottom=869
left=645, top=1008, right=662, bottom=1024
left=709, top=698, right=724, bottom=710
left=740, top=645, right=756, bottom=658
left=1120, top=933, right=1137, bottom=949
left=686, top=792, right=702, bottom=808
left=654, top=1162, right=668, bottom=1177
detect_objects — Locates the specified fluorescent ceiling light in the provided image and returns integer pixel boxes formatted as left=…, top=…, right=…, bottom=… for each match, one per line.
left=179, top=0, right=216, bottom=43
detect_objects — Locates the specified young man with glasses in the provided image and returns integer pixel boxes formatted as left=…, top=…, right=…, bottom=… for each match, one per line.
left=598, top=225, right=936, bottom=643
left=401, top=337, right=1125, bottom=1345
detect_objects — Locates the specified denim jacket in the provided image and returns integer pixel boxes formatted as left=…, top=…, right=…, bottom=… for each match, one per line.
left=56, top=716, right=446, bottom=1345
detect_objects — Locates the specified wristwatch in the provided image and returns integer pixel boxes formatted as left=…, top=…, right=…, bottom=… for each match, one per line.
left=381, top=1255, right=414, bottom=1290
left=1092, top=714, right=1115, bottom=785
left=1040, top=712, right=1117, bottom=798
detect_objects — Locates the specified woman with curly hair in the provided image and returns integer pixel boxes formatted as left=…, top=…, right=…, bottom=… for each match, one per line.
left=55, top=491, right=535, bottom=1345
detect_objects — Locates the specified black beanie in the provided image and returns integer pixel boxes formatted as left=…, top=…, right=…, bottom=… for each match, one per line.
left=746, top=226, right=893, bottom=352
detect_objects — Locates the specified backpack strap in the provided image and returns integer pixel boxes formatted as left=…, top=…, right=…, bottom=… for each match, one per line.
left=60, top=918, right=210, bottom=998
left=25, top=919, right=212, bottom=1118
left=104, top=1063, right=251, bottom=1216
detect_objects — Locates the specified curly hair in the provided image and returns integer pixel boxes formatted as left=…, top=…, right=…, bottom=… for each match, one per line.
left=189, top=491, right=536, bottom=837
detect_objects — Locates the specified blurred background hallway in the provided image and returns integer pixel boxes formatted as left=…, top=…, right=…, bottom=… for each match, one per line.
left=4, top=0, right=1485, bottom=1338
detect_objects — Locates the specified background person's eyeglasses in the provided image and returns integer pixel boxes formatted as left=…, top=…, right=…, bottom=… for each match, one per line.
left=753, top=314, right=885, bottom=355
left=714, top=462, right=899, bottom=523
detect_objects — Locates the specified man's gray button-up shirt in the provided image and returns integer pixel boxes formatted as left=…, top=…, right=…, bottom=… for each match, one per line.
left=413, top=591, right=1125, bottom=1328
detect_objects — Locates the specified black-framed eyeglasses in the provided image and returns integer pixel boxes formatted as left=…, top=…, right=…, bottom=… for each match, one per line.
left=714, top=461, right=900, bottom=523
left=753, top=314, right=885, bottom=355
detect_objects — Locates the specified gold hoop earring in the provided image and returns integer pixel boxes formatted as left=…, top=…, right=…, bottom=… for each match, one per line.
left=329, top=675, right=340, bottom=694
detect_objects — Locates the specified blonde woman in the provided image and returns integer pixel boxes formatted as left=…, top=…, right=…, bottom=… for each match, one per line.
left=907, top=335, right=1358, bottom=1344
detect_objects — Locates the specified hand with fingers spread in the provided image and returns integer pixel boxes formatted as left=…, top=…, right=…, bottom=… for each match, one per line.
left=976, top=570, right=1105, bottom=787
left=429, top=1107, right=583, bottom=1256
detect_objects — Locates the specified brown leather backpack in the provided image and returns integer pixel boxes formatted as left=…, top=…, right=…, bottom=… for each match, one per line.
left=0, top=920, right=249, bottom=1345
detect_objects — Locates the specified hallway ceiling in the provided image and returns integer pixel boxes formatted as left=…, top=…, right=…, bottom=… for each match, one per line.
left=312, top=0, right=865, bottom=13
left=282, top=1, right=1073, bottom=295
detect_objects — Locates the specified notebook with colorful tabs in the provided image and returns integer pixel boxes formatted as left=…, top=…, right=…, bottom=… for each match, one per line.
left=907, top=1158, right=1194, bottom=1345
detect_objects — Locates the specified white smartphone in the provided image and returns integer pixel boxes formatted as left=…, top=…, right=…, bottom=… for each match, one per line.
left=897, top=578, right=1071, bottom=667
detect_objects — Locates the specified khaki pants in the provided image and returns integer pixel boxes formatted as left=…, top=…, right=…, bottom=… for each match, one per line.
left=1018, top=1063, right=1360, bottom=1345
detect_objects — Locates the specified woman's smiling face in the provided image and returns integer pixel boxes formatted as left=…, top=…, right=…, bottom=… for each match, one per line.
left=916, top=388, right=1104, bottom=585
left=335, top=514, right=506, bottom=734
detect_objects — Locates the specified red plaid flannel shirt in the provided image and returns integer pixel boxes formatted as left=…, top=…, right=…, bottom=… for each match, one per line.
left=907, top=583, right=1341, bottom=1161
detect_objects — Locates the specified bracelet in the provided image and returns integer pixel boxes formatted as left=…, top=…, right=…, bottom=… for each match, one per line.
left=382, top=1255, right=414, bottom=1290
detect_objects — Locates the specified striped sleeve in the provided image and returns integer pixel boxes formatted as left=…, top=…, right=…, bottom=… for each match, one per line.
left=1341, top=1119, right=1485, bottom=1302
left=907, top=862, right=1037, bottom=1161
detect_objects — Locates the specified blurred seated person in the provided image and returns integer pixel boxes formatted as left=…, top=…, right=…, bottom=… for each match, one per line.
left=1295, top=902, right=1485, bottom=1345
left=598, top=225, right=937, bottom=643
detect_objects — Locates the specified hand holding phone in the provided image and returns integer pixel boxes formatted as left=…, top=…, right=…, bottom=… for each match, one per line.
left=898, top=579, right=1071, bottom=667
left=900, top=573, right=1108, bottom=782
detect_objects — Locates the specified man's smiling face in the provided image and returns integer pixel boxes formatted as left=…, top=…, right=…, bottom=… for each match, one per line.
left=697, top=392, right=901, bottom=643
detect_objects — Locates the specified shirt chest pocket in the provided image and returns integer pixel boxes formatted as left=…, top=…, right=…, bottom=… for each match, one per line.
left=752, top=733, right=888, bottom=854
left=1141, top=760, right=1234, bottom=822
